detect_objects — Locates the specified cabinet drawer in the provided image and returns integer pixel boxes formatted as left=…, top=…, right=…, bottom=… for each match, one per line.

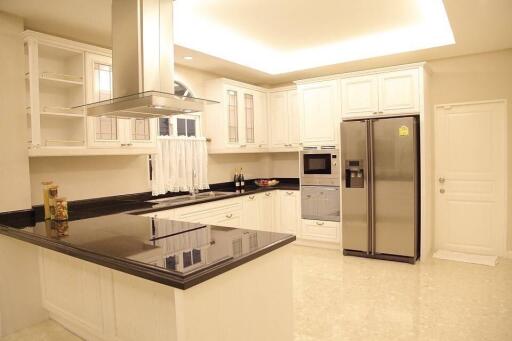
left=301, top=219, right=340, bottom=243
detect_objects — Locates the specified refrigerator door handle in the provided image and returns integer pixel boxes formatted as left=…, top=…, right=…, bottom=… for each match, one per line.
left=367, top=120, right=375, bottom=255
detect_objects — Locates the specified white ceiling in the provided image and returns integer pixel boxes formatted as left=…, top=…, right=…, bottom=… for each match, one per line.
left=1, top=0, right=512, bottom=85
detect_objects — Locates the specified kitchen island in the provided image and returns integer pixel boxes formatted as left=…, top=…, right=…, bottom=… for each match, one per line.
left=0, top=213, right=295, bottom=341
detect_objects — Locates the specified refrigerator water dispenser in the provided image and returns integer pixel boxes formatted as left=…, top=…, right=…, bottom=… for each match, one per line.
left=345, top=160, right=364, bottom=188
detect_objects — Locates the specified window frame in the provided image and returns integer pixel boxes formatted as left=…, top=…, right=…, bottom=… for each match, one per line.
left=157, top=81, right=202, bottom=138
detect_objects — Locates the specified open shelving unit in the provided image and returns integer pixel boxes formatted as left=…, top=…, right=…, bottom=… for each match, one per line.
left=22, top=31, right=160, bottom=157
left=24, top=33, right=87, bottom=151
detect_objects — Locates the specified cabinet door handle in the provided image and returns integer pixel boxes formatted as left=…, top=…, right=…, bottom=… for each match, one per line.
left=265, top=192, right=271, bottom=197
left=316, top=221, right=325, bottom=226
left=249, top=195, right=255, bottom=200
left=372, top=112, right=378, bottom=115
left=286, top=191, right=294, bottom=195
left=225, top=214, right=233, bottom=218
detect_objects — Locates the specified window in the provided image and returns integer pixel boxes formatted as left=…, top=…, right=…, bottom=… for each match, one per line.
left=158, top=81, right=201, bottom=138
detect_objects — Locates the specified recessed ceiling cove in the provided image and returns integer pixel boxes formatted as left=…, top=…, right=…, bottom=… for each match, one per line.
left=174, top=0, right=455, bottom=74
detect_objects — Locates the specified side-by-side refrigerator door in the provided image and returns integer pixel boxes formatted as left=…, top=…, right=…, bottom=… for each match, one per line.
left=372, top=117, right=418, bottom=258
left=340, top=121, right=369, bottom=253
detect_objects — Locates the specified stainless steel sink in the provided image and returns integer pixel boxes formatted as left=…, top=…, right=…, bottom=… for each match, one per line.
left=146, top=191, right=232, bottom=204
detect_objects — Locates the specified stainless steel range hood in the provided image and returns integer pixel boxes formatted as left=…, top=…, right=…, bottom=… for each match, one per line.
left=78, top=0, right=218, bottom=118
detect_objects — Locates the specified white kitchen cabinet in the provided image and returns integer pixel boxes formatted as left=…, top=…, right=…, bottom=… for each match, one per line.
left=341, top=68, right=420, bottom=119
left=24, top=31, right=157, bottom=156
left=85, top=52, right=157, bottom=150
left=298, top=80, right=339, bottom=147
left=269, top=89, right=300, bottom=150
left=340, top=75, right=379, bottom=118
left=269, top=91, right=289, bottom=147
left=378, top=69, right=419, bottom=114
left=205, top=79, right=268, bottom=153
left=242, top=192, right=275, bottom=231
left=242, top=194, right=261, bottom=230
left=259, top=192, right=275, bottom=231
left=277, top=190, right=300, bottom=235
left=301, top=219, right=340, bottom=243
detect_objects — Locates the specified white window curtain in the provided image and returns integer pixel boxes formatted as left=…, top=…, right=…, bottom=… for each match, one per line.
left=151, top=136, right=209, bottom=195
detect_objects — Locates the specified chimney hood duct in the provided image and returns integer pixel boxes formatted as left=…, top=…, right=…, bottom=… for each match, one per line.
left=78, top=0, right=218, bottom=118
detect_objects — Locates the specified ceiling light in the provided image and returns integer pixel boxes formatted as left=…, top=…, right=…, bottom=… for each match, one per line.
left=174, top=0, right=455, bottom=75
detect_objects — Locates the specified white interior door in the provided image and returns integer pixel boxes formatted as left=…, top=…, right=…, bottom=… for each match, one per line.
left=434, top=100, right=507, bottom=256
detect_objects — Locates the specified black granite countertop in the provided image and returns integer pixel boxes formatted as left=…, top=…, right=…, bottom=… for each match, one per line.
left=0, top=214, right=295, bottom=289
left=129, top=182, right=300, bottom=216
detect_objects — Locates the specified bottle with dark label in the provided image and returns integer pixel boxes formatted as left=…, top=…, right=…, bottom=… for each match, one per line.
left=234, top=169, right=241, bottom=193
left=240, top=168, right=245, bottom=192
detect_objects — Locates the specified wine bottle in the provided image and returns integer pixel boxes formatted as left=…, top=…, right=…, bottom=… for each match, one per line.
left=234, top=168, right=241, bottom=193
left=240, top=168, right=245, bottom=192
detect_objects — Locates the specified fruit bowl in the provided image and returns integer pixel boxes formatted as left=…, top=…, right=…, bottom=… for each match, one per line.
left=254, top=179, right=280, bottom=187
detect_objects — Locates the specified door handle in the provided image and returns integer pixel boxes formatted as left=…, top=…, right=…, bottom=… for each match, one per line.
left=316, top=221, right=325, bottom=226
left=265, top=192, right=271, bottom=197
left=286, top=191, right=294, bottom=195
left=249, top=195, right=255, bottom=200
left=440, top=189, right=446, bottom=194
left=438, top=177, right=446, bottom=184
left=225, top=214, right=233, bottom=218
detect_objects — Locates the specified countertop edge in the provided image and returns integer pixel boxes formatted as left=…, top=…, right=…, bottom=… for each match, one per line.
left=0, top=224, right=296, bottom=290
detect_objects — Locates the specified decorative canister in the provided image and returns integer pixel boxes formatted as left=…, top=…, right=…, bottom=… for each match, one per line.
left=41, top=181, right=53, bottom=220
left=54, top=197, right=69, bottom=221
left=48, top=185, right=59, bottom=220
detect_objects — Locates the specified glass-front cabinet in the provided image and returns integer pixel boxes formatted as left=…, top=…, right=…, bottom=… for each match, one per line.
left=85, top=52, right=156, bottom=149
left=221, top=84, right=267, bottom=150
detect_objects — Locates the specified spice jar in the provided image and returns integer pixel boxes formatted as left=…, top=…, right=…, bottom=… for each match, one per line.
left=41, top=181, right=53, bottom=220
left=48, top=185, right=59, bottom=220
left=54, top=197, right=69, bottom=221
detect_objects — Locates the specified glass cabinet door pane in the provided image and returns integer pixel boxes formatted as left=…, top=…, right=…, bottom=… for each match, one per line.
left=244, top=93, right=255, bottom=143
left=93, top=63, right=117, bottom=141
left=132, top=118, right=151, bottom=140
left=227, top=90, right=238, bottom=143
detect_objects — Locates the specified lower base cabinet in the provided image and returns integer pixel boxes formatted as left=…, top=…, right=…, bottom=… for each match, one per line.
left=142, top=189, right=341, bottom=248
left=300, top=219, right=340, bottom=244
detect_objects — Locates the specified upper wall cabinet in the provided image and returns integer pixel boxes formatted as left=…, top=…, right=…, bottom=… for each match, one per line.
left=268, top=89, right=300, bottom=150
left=297, top=80, right=339, bottom=147
left=24, top=31, right=156, bottom=157
left=205, top=79, right=268, bottom=153
left=85, top=53, right=156, bottom=150
left=341, top=68, right=420, bottom=119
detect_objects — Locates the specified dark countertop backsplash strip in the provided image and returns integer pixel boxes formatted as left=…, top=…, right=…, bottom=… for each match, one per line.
left=0, top=178, right=299, bottom=227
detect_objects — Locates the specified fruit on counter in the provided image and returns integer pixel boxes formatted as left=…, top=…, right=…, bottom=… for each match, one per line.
left=255, top=179, right=280, bottom=187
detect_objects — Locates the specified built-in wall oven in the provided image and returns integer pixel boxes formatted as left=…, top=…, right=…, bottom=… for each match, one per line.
left=300, top=149, right=340, bottom=221
left=300, top=149, right=339, bottom=186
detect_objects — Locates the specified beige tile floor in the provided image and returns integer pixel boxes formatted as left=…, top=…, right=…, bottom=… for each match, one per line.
left=3, top=245, right=512, bottom=341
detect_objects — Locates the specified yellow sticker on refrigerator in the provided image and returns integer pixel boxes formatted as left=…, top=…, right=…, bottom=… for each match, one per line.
left=399, top=125, right=409, bottom=137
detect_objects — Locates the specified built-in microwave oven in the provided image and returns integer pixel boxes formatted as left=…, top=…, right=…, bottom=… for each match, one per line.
left=300, top=149, right=339, bottom=186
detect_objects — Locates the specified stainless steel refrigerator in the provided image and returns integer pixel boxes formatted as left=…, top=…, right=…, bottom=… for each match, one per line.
left=340, top=116, right=419, bottom=263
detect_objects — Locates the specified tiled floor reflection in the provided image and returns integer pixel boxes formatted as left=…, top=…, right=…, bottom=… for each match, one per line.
left=292, top=245, right=512, bottom=341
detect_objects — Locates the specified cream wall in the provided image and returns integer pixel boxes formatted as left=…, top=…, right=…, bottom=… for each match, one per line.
left=0, top=12, right=32, bottom=212
left=29, top=156, right=151, bottom=205
left=427, top=48, right=512, bottom=252
left=269, top=153, right=300, bottom=178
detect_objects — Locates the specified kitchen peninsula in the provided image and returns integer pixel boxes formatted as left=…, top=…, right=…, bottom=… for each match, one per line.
left=0, top=206, right=295, bottom=341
